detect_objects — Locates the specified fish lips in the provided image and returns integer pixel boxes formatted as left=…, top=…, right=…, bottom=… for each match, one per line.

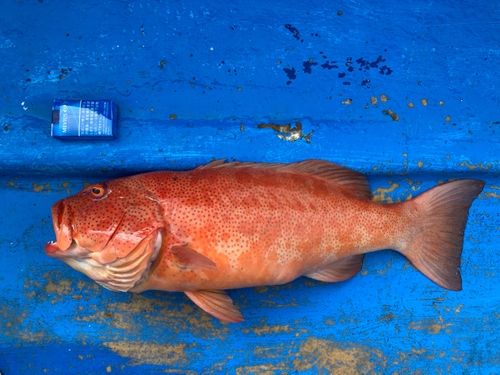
left=44, top=240, right=59, bottom=255
left=51, top=199, right=74, bottom=251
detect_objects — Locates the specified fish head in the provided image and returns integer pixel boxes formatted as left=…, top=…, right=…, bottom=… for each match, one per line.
left=45, top=176, right=165, bottom=291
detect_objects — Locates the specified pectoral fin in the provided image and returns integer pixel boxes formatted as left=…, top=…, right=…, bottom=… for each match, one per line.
left=170, top=245, right=218, bottom=271
left=304, top=254, right=364, bottom=283
left=185, top=290, right=244, bottom=323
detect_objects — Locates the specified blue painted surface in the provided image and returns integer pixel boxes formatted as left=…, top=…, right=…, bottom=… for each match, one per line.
left=1, top=0, right=499, bottom=373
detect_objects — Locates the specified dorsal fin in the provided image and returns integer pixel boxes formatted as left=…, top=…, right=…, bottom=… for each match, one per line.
left=195, top=159, right=372, bottom=200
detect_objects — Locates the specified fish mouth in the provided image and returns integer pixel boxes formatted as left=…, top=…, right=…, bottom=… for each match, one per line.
left=44, top=240, right=59, bottom=254
left=44, top=231, right=162, bottom=292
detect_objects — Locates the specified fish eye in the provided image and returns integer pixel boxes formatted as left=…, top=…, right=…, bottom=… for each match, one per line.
left=90, top=184, right=107, bottom=199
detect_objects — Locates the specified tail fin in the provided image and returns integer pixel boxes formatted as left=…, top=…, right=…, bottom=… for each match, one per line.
left=400, top=179, right=484, bottom=291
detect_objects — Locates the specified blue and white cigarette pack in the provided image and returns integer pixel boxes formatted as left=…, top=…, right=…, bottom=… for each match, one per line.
left=51, top=100, right=118, bottom=140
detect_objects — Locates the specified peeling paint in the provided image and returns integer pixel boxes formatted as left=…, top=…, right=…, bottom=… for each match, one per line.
left=372, top=183, right=400, bottom=203
left=382, top=109, right=400, bottom=121
left=408, top=316, right=454, bottom=335
left=103, top=340, right=192, bottom=367
left=258, top=122, right=313, bottom=143
left=464, top=160, right=483, bottom=170
left=32, top=183, right=50, bottom=192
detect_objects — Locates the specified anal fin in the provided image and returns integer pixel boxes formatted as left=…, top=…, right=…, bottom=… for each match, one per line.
left=304, top=254, right=364, bottom=283
left=185, top=290, right=244, bottom=323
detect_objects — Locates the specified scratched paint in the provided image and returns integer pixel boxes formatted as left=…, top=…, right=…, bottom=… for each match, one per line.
left=1, top=0, right=500, bottom=373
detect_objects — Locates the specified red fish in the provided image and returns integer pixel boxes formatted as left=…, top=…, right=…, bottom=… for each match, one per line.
left=45, top=160, right=484, bottom=322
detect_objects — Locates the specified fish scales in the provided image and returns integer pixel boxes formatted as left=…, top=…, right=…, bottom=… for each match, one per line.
left=139, top=168, right=405, bottom=291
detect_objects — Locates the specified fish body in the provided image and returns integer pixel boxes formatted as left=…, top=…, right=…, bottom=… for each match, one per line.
left=45, top=160, right=484, bottom=322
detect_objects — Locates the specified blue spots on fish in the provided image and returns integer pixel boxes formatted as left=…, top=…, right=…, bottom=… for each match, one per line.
left=284, top=24, right=303, bottom=42
left=283, top=67, right=297, bottom=85
left=302, top=61, right=318, bottom=74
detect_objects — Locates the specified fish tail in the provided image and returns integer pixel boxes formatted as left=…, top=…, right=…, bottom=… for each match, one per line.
left=398, top=179, right=484, bottom=291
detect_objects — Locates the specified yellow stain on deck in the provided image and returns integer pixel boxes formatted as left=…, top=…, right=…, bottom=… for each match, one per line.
left=372, top=183, right=400, bottom=203
left=237, top=338, right=387, bottom=374
left=464, top=160, right=483, bottom=170
left=103, top=341, right=191, bottom=367
left=484, top=192, right=500, bottom=199
left=408, top=316, right=454, bottom=335
left=33, top=183, right=50, bottom=192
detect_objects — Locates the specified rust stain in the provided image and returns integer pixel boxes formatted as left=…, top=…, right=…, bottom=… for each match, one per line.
left=417, top=160, right=424, bottom=168
left=484, top=192, right=500, bottom=199
left=236, top=338, right=387, bottom=374
left=170, top=114, right=177, bottom=120
left=371, top=97, right=378, bottom=105
left=7, top=180, right=19, bottom=188
left=71, top=284, right=231, bottom=339
left=291, top=338, right=386, bottom=374
left=83, top=182, right=91, bottom=188
left=380, top=94, right=389, bottom=103
left=33, top=183, right=50, bottom=192
left=463, top=160, right=483, bottom=170
left=61, top=182, right=70, bottom=188
left=421, top=99, right=428, bottom=106
left=372, top=183, right=400, bottom=203
left=382, top=109, right=400, bottom=121
left=379, top=313, right=396, bottom=322
left=103, top=340, right=192, bottom=367
left=242, top=319, right=308, bottom=337
left=408, top=316, right=453, bottom=335
left=254, top=286, right=269, bottom=294
left=342, top=99, right=352, bottom=105
left=258, top=122, right=313, bottom=143
left=1, top=297, right=59, bottom=343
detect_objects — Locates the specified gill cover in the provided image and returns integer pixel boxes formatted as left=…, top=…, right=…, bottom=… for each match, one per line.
left=51, top=177, right=166, bottom=265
